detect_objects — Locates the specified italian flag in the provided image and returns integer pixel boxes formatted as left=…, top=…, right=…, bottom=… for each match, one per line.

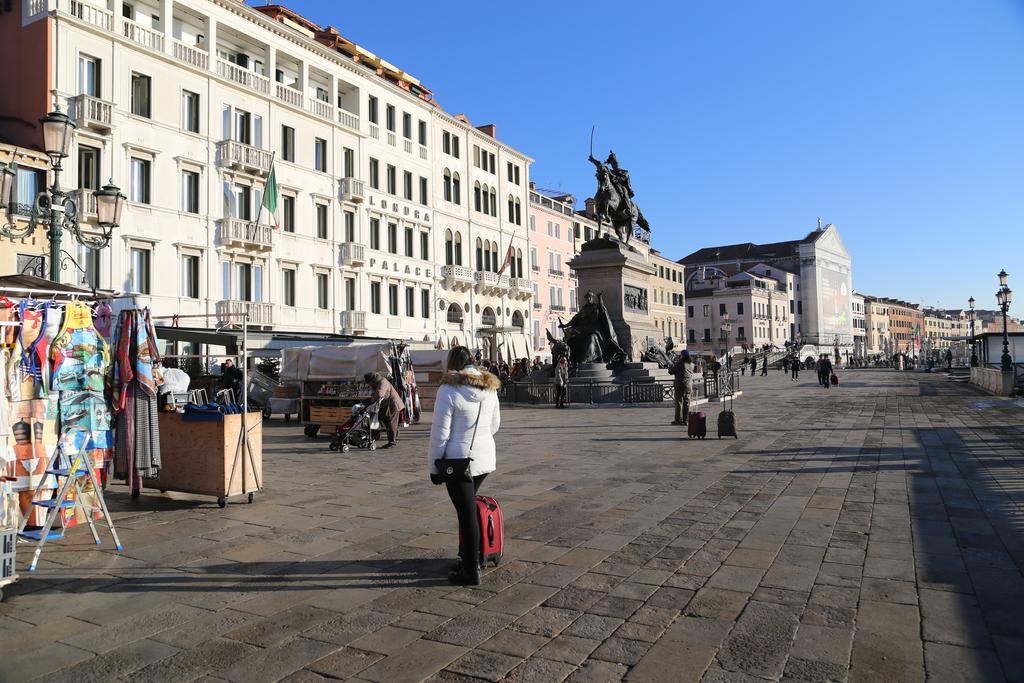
left=262, top=163, right=279, bottom=229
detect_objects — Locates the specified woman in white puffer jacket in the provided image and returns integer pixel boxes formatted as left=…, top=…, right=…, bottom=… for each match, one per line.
left=427, top=346, right=501, bottom=585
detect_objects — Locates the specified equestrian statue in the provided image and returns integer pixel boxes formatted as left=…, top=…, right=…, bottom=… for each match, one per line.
left=587, top=149, right=650, bottom=246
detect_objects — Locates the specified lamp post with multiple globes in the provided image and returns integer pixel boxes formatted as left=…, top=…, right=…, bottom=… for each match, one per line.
left=0, top=99, right=124, bottom=282
left=997, top=270, right=1013, bottom=372
left=968, top=296, right=978, bottom=367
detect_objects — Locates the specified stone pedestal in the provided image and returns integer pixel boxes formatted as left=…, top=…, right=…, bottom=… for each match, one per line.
left=569, top=237, right=662, bottom=361
left=570, top=362, right=616, bottom=383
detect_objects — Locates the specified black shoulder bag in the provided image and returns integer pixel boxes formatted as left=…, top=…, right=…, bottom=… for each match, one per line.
left=432, top=402, right=483, bottom=485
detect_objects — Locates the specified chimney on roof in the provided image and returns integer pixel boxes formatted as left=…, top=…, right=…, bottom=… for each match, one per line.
left=529, top=181, right=536, bottom=190
left=584, top=198, right=596, bottom=215
left=477, top=124, right=496, bottom=138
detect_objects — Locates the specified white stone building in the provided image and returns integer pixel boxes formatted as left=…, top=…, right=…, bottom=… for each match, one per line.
left=10, top=0, right=532, bottom=354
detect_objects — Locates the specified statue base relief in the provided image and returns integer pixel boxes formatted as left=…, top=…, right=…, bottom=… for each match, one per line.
left=569, top=237, right=663, bottom=363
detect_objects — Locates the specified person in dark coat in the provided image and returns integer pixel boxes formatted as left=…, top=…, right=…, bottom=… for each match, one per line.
left=364, top=372, right=406, bottom=448
left=670, top=351, right=695, bottom=425
left=760, top=354, right=768, bottom=376
left=750, top=356, right=757, bottom=376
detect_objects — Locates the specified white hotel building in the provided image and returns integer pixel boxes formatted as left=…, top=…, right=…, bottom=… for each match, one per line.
left=4, top=0, right=533, bottom=356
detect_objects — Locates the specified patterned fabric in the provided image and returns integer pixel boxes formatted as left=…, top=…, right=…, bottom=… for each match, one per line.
left=114, top=384, right=161, bottom=480
left=17, top=302, right=47, bottom=391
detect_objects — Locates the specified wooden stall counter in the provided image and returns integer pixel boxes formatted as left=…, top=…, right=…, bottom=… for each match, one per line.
left=143, top=412, right=262, bottom=507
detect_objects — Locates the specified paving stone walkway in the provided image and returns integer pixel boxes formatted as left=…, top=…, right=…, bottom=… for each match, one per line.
left=1, top=370, right=1023, bottom=682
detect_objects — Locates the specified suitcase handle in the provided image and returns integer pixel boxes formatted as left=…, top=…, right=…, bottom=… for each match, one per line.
left=487, top=517, right=494, bottom=544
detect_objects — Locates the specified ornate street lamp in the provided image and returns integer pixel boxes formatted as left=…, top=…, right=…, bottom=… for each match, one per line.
left=968, top=296, right=978, bottom=367
left=720, top=317, right=732, bottom=366
left=0, top=101, right=124, bottom=281
left=996, top=270, right=1013, bottom=371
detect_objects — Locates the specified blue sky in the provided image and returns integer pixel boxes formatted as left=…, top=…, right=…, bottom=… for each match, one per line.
left=278, top=0, right=1024, bottom=310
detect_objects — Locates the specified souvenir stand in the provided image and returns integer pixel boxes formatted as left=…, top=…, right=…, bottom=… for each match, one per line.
left=282, top=342, right=420, bottom=438
left=0, top=275, right=141, bottom=583
left=142, top=312, right=262, bottom=508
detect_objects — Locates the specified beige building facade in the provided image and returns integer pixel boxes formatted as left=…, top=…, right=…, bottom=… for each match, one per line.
left=649, top=249, right=686, bottom=346
left=0, top=144, right=53, bottom=279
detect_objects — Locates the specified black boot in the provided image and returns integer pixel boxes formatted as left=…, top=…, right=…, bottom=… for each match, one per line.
left=448, top=562, right=481, bottom=585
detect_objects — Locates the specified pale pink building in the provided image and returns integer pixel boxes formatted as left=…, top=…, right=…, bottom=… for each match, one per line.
left=527, top=184, right=580, bottom=358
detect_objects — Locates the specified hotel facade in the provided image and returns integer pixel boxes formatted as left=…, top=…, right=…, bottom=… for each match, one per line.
left=1, top=0, right=533, bottom=356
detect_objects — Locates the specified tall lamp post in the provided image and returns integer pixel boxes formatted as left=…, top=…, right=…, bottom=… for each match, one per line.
left=997, top=270, right=1013, bottom=372
left=0, top=101, right=125, bottom=282
left=968, top=296, right=978, bottom=367
left=720, top=316, right=732, bottom=368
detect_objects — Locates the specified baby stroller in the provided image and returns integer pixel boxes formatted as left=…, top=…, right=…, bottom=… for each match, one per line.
left=328, top=399, right=382, bottom=453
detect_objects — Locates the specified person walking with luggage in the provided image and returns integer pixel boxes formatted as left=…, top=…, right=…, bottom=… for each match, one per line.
left=554, top=356, right=569, bottom=408
left=820, top=355, right=834, bottom=390
left=670, top=350, right=694, bottom=425
left=427, top=346, right=502, bottom=586
left=364, top=372, right=406, bottom=448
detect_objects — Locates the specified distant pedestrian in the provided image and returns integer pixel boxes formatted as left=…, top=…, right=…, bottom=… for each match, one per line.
left=760, top=355, right=767, bottom=376
left=554, top=356, right=569, bottom=408
left=364, top=372, right=406, bottom=448
left=945, top=349, right=953, bottom=371
left=819, top=356, right=834, bottom=389
left=670, top=351, right=694, bottom=426
left=782, top=357, right=790, bottom=374
left=751, top=357, right=757, bottom=376
left=790, top=354, right=799, bottom=381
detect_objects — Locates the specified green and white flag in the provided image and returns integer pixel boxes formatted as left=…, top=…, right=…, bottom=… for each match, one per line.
left=261, top=162, right=279, bottom=229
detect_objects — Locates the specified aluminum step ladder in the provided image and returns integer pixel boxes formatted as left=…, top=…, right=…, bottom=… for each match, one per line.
left=17, top=446, right=123, bottom=572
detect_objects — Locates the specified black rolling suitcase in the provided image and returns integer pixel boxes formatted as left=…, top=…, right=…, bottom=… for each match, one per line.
left=717, top=394, right=738, bottom=439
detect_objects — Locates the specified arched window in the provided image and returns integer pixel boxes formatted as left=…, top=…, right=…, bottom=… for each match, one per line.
left=489, top=189, right=497, bottom=217
left=476, top=237, right=484, bottom=271
left=507, top=195, right=515, bottom=223
left=483, top=240, right=492, bottom=271
left=445, top=229, right=454, bottom=266
left=452, top=172, right=461, bottom=205
left=511, top=311, right=524, bottom=329
left=454, top=231, right=463, bottom=265
left=443, top=169, right=452, bottom=202
left=482, top=306, right=496, bottom=327
left=446, top=302, right=463, bottom=324
left=515, top=249, right=523, bottom=278
left=514, top=198, right=521, bottom=225
left=490, top=242, right=498, bottom=272
left=474, top=182, right=482, bottom=212
left=481, top=184, right=490, bottom=215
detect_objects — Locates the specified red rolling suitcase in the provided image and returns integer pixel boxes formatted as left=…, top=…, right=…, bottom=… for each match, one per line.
left=476, top=496, right=503, bottom=567
left=687, top=411, right=707, bottom=439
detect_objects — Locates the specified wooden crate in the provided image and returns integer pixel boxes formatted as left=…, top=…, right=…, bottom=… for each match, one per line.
left=308, top=405, right=352, bottom=425
left=143, top=412, right=262, bottom=501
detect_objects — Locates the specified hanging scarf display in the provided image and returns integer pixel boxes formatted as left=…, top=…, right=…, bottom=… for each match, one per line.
left=112, top=309, right=162, bottom=487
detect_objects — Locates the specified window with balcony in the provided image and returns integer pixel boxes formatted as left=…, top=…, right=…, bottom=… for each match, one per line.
left=78, top=55, right=101, bottom=97
left=369, top=158, right=379, bottom=189
left=78, top=145, right=101, bottom=191
left=344, top=211, right=355, bottom=242
left=345, top=278, right=356, bottom=311
left=343, top=147, right=354, bottom=177
left=368, top=95, right=378, bottom=124
left=182, top=90, right=199, bottom=133
left=180, top=254, right=199, bottom=299
left=316, top=272, right=329, bottom=310
left=129, top=157, right=150, bottom=204
left=421, top=289, right=430, bottom=319
left=282, top=268, right=295, bottom=306
left=129, top=246, right=151, bottom=294
left=181, top=170, right=199, bottom=214
left=370, top=218, right=380, bottom=250
left=131, top=72, right=151, bottom=118
left=419, top=177, right=427, bottom=206
left=388, top=284, right=399, bottom=315
left=386, top=165, right=396, bottom=194
left=282, top=125, right=295, bottom=162
left=404, top=227, right=414, bottom=257
left=315, top=203, right=328, bottom=239
left=403, top=171, right=412, bottom=200
left=314, top=138, right=327, bottom=172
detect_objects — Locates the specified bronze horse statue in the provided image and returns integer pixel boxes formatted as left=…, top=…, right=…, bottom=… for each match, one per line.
left=588, top=154, right=649, bottom=245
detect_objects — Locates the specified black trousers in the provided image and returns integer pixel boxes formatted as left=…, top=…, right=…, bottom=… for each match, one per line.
left=446, top=474, right=487, bottom=564
left=555, top=385, right=567, bottom=408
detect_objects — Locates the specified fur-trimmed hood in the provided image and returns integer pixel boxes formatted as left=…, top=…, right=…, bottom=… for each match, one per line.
left=440, top=368, right=502, bottom=392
